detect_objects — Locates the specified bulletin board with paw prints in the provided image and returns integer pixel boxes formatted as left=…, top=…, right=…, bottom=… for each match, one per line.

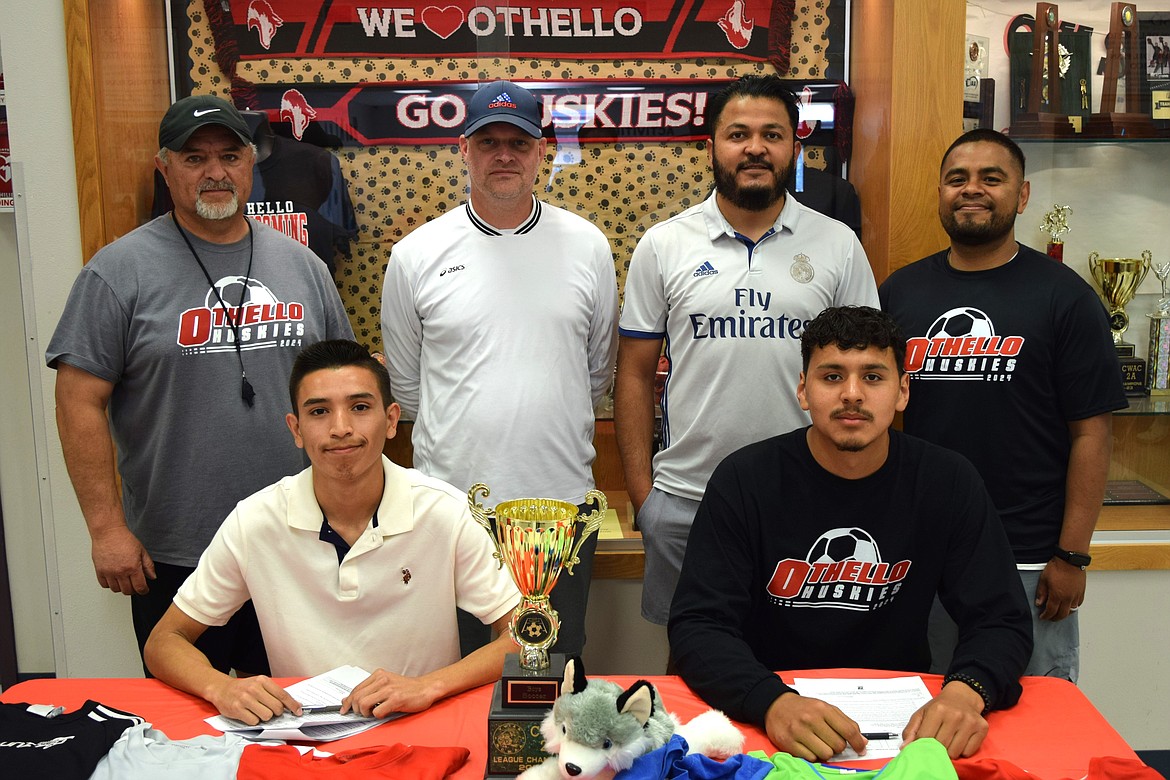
left=174, top=0, right=845, bottom=352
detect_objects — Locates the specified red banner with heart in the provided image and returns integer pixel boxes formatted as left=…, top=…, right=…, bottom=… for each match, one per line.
left=222, top=0, right=782, bottom=60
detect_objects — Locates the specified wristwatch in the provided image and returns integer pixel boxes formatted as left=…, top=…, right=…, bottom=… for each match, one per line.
left=1053, top=546, right=1092, bottom=570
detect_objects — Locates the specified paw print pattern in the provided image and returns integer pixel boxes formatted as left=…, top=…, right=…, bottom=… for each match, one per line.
left=181, top=1, right=833, bottom=348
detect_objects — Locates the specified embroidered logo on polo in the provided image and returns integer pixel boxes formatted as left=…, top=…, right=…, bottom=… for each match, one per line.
left=904, top=306, right=1024, bottom=382
left=766, top=527, right=912, bottom=612
left=692, top=261, right=719, bottom=277
left=790, top=253, right=814, bottom=283
left=176, top=276, right=307, bottom=353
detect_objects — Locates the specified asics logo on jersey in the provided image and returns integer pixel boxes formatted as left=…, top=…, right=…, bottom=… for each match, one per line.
left=693, top=261, right=719, bottom=277
left=439, top=265, right=465, bottom=277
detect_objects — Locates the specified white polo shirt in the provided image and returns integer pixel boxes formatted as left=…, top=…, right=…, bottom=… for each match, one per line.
left=175, top=456, right=520, bottom=677
left=619, top=191, right=878, bottom=500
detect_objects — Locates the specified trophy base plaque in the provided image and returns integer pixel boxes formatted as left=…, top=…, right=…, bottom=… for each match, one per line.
left=501, top=653, right=566, bottom=708
left=1082, top=112, right=1159, bottom=139
left=1009, top=112, right=1075, bottom=138
left=1149, top=316, right=1170, bottom=395
left=1114, top=341, right=1146, bottom=396
left=486, top=681, right=552, bottom=777
left=1120, top=357, right=1148, bottom=396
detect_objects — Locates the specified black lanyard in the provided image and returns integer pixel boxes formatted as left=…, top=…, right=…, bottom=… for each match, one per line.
left=172, top=212, right=256, bottom=406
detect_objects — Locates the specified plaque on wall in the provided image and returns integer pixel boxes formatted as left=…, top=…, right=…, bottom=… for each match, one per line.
left=1138, top=11, right=1170, bottom=133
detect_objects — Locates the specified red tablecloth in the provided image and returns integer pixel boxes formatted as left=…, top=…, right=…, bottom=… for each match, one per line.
left=0, top=669, right=1138, bottom=779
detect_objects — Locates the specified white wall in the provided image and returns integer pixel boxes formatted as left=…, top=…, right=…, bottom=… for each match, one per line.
left=0, top=0, right=141, bottom=679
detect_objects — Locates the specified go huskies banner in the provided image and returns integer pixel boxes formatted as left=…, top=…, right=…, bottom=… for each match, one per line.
left=226, top=0, right=790, bottom=60
left=244, top=79, right=843, bottom=147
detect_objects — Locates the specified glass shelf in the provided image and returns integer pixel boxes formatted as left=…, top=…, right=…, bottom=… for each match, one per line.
left=1117, top=395, right=1170, bottom=415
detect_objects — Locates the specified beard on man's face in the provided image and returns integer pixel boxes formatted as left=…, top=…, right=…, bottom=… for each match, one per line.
left=194, top=182, right=240, bottom=221
left=711, top=152, right=792, bottom=212
left=940, top=204, right=1017, bottom=246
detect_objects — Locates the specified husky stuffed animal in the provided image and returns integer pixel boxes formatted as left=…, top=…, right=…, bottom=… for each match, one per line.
left=518, top=657, right=743, bottom=780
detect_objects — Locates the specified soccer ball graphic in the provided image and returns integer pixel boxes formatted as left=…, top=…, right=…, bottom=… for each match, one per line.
left=808, top=527, right=881, bottom=564
left=205, top=276, right=279, bottom=309
left=926, top=307, right=995, bottom=339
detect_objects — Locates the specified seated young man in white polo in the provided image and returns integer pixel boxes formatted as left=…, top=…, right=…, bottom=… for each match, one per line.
left=145, top=339, right=520, bottom=724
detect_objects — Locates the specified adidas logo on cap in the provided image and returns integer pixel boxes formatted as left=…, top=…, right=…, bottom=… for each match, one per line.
left=487, top=92, right=518, bottom=109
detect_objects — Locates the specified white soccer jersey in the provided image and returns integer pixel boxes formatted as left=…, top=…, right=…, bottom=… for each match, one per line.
left=620, top=191, right=877, bottom=500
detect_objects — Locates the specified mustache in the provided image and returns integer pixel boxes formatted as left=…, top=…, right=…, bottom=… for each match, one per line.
left=198, top=181, right=237, bottom=194
left=830, top=405, right=875, bottom=422
left=737, top=155, right=773, bottom=172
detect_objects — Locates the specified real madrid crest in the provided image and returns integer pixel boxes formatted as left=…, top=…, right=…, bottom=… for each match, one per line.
left=790, top=253, right=814, bottom=283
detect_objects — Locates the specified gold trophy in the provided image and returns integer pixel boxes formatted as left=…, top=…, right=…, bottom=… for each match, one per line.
left=1040, top=204, right=1072, bottom=263
left=1090, top=250, right=1151, bottom=394
left=469, top=483, right=606, bottom=776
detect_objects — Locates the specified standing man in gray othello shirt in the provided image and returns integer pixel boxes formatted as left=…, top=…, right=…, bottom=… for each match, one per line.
left=46, top=95, right=354, bottom=674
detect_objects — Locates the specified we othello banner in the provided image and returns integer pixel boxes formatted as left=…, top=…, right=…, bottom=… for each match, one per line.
left=228, top=0, right=781, bottom=60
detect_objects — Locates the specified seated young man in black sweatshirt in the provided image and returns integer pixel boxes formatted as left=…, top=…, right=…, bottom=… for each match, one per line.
left=668, top=305, right=1032, bottom=762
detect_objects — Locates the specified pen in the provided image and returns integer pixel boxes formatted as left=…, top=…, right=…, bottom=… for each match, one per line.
left=861, top=732, right=899, bottom=740
left=300, top=704, right=344, bottom=714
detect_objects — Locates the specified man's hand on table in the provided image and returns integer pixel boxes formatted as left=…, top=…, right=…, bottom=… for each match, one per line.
left=343, top=668, right=438, bottom=718
left=903, top=680, right=989, bottom=759
left=764, top=691, right=868, bottom=761
left=208, top=675, right=302, bottom=725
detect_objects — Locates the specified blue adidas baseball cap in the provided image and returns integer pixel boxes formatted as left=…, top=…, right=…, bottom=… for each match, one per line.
left=464, top=80, right=543, bottom=138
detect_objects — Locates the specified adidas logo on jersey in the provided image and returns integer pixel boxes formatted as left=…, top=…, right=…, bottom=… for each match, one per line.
left=693, top=261, right=719, bottom=277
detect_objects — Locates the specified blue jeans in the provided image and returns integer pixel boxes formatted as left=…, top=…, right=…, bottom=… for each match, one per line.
left=927, top=568, right=1079, bottom=682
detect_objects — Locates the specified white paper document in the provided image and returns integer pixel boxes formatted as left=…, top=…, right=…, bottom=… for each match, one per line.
left=206, top=665, right=401, bottom=742
left=792, top=676, right=932, bottom=762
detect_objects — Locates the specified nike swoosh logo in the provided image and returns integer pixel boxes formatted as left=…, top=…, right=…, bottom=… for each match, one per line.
left=192, top=108, right=222, bottom=117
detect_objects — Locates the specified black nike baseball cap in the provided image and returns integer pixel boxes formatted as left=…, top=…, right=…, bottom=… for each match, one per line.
left=464, top=80, right=543, bottom=138
left=158, top=95, right=253, bottom=151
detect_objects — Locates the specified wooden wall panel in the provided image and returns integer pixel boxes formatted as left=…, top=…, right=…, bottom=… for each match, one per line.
left=63, top=0, right=104, bottom=264
left=850, top=0, right=964, bottom=282
left=64, top=0, right=169, bottom=263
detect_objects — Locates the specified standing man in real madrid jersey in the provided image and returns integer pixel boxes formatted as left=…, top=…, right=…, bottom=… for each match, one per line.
left=615, top=75, right=878, bottom=629
left=380, top=81, right=618, bottom=656
left=47, top=95, right=354, bottom=674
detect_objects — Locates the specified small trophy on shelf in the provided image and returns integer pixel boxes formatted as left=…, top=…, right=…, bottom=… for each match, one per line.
left=1040, top=204, right=1072, bottom=262
left=1148, top=261, right=1170, bottom=394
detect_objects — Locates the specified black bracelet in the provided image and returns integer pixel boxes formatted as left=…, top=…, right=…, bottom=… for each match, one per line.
left=943, top=672, right=992, bottom=716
